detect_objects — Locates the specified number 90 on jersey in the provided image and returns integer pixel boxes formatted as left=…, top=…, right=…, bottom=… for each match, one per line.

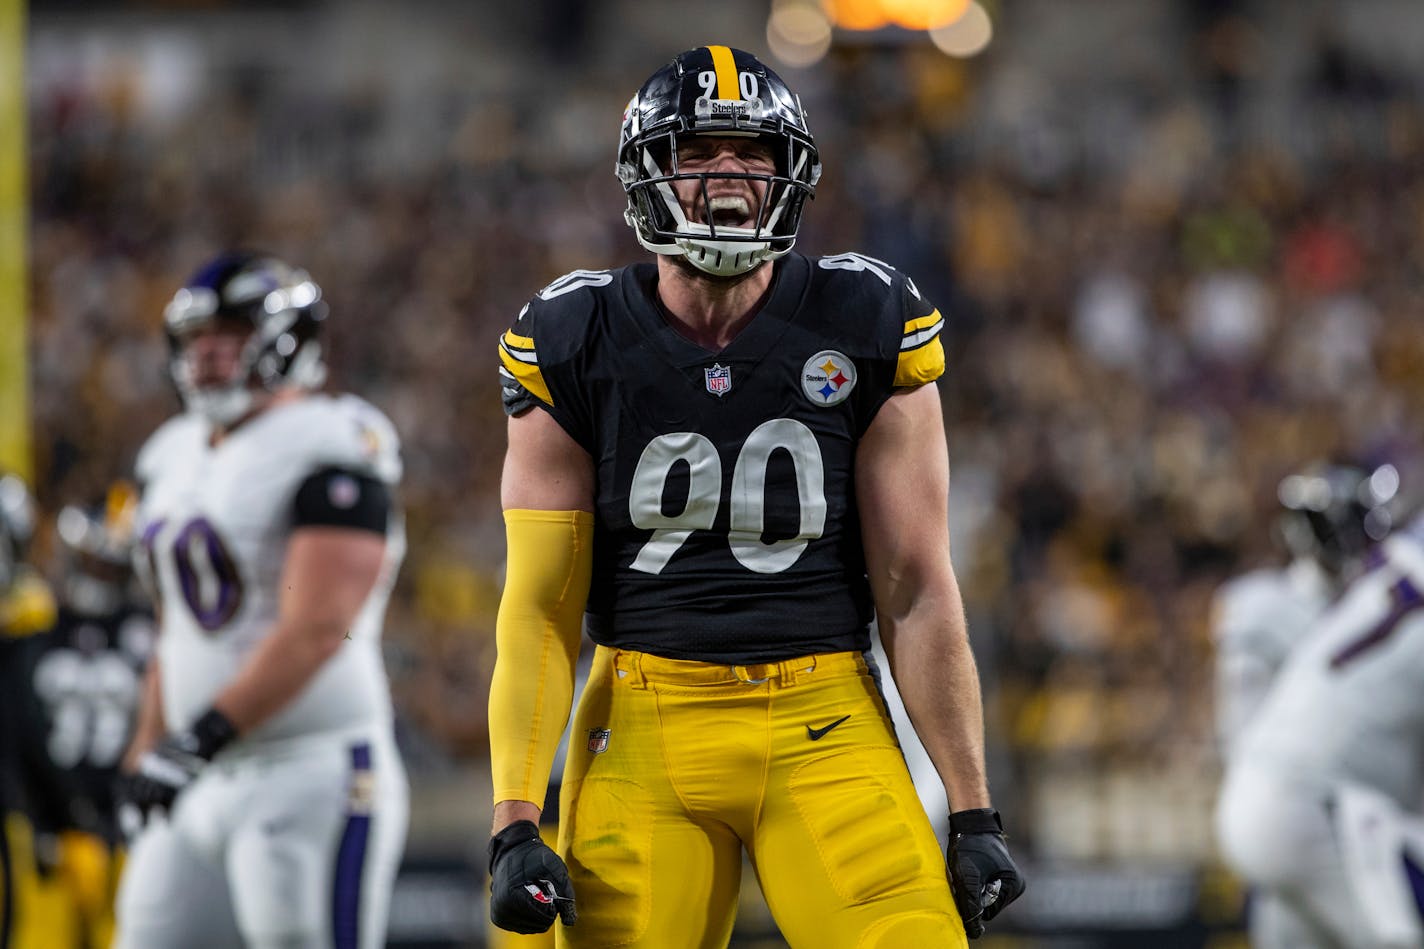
left=628, top=418, right=826, bottom=576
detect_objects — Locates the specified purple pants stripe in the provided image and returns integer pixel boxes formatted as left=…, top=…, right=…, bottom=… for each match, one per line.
left=332, top=743, right=373, bottom=949
left=1404, top=850, right=1424, bottom=923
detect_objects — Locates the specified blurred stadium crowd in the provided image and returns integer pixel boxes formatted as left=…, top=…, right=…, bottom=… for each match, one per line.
left=22, top=0, right=1424, bottom=886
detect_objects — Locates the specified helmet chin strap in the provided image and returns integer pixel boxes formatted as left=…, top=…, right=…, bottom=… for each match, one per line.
left=675, top=236, right=789, bottom=278
left=281, top=341, right=327, bottom=391
left=184, top=383, right=255, bottom=427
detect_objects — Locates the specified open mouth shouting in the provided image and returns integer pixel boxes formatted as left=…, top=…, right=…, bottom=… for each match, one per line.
left=704, top=194, right=755, bottom=230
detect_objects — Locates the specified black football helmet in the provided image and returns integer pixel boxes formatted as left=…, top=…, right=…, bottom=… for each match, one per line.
left=56, top=481, right=142, bottom=618
left=0, top=473, right=36, bottom=594
left=617, top=46, right=821, bottom=277
left=164, top=252, right=327, bottom=425
left=1277, top=462, right=1399, bottom=576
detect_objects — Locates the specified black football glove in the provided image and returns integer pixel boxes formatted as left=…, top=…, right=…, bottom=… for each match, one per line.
left=488, top=820, right=577, bottom=934
left=119, top=708, right=237, bottom=823
left=113, top=771, right=150, bottom=841
left=946, top=808, right=1026, bottom=939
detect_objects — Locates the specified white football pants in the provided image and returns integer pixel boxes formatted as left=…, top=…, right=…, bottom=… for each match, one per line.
left=1218, top=763, right=1424, bottom=949
left=115, top=730, right=408, bottom=949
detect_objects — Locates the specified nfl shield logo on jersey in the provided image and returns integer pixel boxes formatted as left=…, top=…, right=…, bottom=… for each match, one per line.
left=704, top=364, right=732, bottom=397
left=587, top=728, right=611, bottom=754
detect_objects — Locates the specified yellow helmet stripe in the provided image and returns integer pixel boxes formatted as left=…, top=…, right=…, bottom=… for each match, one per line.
left=707, top=45, right=740, bottom=100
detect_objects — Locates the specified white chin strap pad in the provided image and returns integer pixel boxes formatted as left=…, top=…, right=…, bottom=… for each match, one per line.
left=185, top=384, right=254, bottom=426
left=677, top=236, right=780, bottom=277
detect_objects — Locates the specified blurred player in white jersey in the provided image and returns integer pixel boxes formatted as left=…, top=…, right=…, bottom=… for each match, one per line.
left=1212, top=463, right=1395, bottom=753
left=1216, top=465, right=1424, bottom=948
left=113, top=253, right=409, bottom=949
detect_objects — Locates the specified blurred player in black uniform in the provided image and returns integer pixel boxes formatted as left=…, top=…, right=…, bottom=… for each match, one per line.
left=7, top=483, right=153, bottom=949
left=4, top=483, right=152, bottom=948
left=486, top=46, right=1024, bottom=947
left=0, top=474, right=59, bottom=949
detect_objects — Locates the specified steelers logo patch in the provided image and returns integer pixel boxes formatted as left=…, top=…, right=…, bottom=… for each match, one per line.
left=802, top=350, right=857, bottom=406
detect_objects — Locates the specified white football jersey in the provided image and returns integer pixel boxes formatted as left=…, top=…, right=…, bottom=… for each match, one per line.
left=1238, top=520, right=1424, bottom=808
left=1211, top=559, right=1332, bottom=755
left=135, top=394, right=404, bottom=747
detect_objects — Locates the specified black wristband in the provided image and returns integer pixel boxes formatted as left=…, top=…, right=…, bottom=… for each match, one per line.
left=949, top=808, right=1003, bottom=836
left=191, top=708, right=239, bottom=760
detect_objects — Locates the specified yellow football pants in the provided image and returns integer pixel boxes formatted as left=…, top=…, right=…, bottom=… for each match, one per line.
left=555, top=647, right=966, bottom=949
left=1, top=814, right=117, bottom=949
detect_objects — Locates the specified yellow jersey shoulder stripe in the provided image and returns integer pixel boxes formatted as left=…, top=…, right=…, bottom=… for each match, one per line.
left=901, top=309, right=944, bottom=351
left=895, top=336, right=945, bottom=387
left=707, top=46, right=740, bottom=100
left=501, top=329, right=537, bottom=360
left=498, top=341, right=553, bottom=406
left=903, top=311, right=941, bottom=335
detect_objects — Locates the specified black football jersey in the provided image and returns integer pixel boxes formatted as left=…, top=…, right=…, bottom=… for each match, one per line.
left=9, top=604, right=153, bottom=841
left=498, top=252, right=945, bottom=663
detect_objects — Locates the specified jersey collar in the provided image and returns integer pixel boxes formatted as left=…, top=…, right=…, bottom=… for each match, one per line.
left=623, top=252, right=811, bottom=370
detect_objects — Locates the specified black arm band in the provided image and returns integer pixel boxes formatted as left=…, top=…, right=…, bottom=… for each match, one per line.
left=949, top=808, right=1004, bottom=836
left=292, top=467, right=391, bottom=534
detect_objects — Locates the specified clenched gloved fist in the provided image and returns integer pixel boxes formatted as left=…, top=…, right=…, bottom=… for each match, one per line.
left=488, top=820, right=577, bottom=934
left=946, top=808, right=1026, bottom=939
left=119, top=707, right=237, bottom=824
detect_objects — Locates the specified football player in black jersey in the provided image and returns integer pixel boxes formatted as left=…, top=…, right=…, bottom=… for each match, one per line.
left=0, top=474, right=60, bottom=949
left=488, top=46, right=1024, bottom=947
left=9, top=484, right=154, bottom=949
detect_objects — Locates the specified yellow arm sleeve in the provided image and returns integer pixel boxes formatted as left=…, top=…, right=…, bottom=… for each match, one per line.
left=488, top=508, right=594, bottom=810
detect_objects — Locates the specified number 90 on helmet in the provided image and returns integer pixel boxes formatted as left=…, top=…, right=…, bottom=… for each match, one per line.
left=616, top=46, right=822, bottom=278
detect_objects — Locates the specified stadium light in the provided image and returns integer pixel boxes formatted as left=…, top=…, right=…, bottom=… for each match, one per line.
left=929, top=0, right=992, bottom=57
left=821, top=0, right=971, bottom=32
left=820, top=0, right=889, bottom=32
left=769, top=0, right=834, bottom=67
left=881, top=0, right=970, bottom=31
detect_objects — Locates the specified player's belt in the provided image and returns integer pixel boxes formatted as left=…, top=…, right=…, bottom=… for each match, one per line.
left=608, top=647, right=865, bottom=688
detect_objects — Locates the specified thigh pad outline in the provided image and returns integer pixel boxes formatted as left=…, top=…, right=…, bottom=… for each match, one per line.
left=788, top=746, right=941, bottom=904
left=562, top=777, right=653, bottom=946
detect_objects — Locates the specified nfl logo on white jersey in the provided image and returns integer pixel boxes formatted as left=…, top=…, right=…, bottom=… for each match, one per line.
left=704, top=364, right=731, bottom=397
